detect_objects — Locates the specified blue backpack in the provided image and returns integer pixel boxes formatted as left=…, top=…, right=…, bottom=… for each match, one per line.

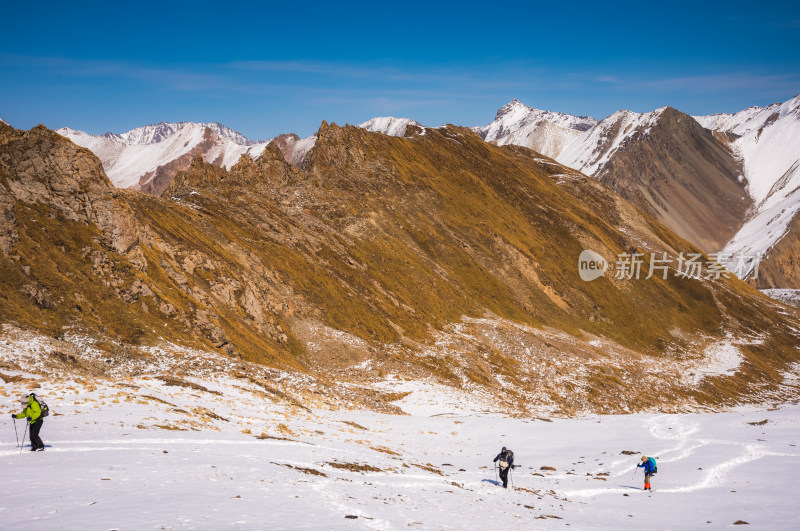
left=648, top=457, right=657, bottom=474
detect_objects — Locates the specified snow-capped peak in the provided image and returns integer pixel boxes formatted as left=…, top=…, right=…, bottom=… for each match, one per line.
left=472, top=100, right=598, bottom=159
left=692, top=94, right=800, bottom=134
left=556, top=107, right=665, bottom=176
left=477, top=100, right=597, bottom=144
left=103, top=121, right=265, bottom=147
left=56, top=122, right=271, bottom=189
left=696, top=93, right=800, bottom=279
left=494, top=98, right=528, bottom=119
left=357, top=117, right=421, bottom=137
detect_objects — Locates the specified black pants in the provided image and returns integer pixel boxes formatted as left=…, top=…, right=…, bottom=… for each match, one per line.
left=499, top=466, right=510, bottom=488
left=29, top=420, right=44, bottom=450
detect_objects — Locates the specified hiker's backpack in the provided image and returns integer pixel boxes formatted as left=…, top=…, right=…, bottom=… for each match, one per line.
left=506, top=450, right=514, bottom=464
left=30, top=394, right=50, bottom=418
left=648, top=457, right=657, bottom=474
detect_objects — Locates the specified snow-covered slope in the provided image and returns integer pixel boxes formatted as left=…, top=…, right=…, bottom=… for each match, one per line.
left=2, top=327, right=799, bottom=529
left=695, top=95, right=800, bottom=205
left=474, top=100, right=597, bottom=159
left=695, top=94, right=800, bottom=278
left=357, top=116, right=421, bottom=137
left=556, top=108, right=666, bottom=175
left=57, top=122, right=270, bottom=190
left=268, top=133, right=318, bottom=167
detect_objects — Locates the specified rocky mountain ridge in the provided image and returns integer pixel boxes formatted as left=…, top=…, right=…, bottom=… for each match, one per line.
left=484, top=94, right=800, bottom=288
left=31, top=92, right=800, bottom=289
left=1, top=119, right=799, bottom=414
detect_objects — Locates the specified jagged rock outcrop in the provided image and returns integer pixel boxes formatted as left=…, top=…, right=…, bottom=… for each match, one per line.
left=0, top=180, right=17, bottom=254
left=0, top=124, right=138, bottom=255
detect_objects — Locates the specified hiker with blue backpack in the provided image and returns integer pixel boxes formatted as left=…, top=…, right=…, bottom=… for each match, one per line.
left=637, top=455, right=657, bottom=491
left=11, top=394, right=48, bottom=451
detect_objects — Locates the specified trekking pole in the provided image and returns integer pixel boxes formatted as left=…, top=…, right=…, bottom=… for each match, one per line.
left=20, top=422, right=28, bottom=455
left=495, top=465, right=498, bottom=485
left=13, top=417, right=19, bottom=449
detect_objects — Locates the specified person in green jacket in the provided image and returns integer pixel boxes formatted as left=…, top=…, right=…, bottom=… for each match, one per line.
left=12, top=394, right=45, bottom=451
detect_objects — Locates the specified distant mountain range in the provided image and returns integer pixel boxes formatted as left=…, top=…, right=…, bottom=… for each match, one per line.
left=9, top=92, right=791, bottom=288
left=56, top=122, right=316, bottom=196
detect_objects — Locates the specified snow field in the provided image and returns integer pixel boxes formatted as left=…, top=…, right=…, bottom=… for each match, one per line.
left=2, top=362, right=799, bottom=530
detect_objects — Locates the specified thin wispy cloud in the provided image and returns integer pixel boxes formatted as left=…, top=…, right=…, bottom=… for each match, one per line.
left=228, top=58, right=541, bottom=90
left=24, top=55, right=798, bottom=106
left=3, top=53, right=798, bottom=137
left=1, top=54, right=225, bottom=92
left=638, top=73, right=800, bottom=96
left=1, top=54, right=547, bottom=113
left=228, top=60, right=383, bottom=78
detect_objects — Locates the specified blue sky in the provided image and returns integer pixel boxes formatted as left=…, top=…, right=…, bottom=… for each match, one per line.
left=2, top=0, right=799, bottom=139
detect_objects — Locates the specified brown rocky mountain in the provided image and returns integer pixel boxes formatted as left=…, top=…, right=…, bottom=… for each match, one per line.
left=558, top=107, right=751, bottom=253
left=1, top=120, right=798, bottom=414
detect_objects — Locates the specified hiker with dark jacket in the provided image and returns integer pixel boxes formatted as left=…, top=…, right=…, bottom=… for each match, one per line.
left=493, top=447, right=514, bottom=488
left=12, top=394, right=45, bottom=451
left=637, top=455, right=657, bottom=491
